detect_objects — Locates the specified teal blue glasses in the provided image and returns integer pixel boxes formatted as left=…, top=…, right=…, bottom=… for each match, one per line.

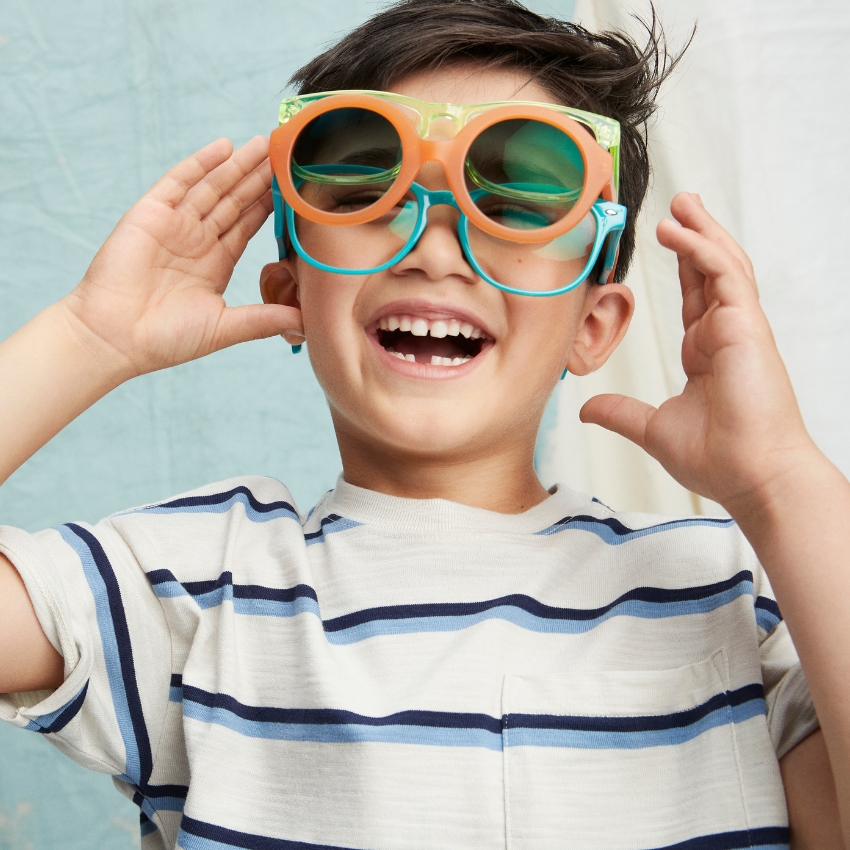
left=272, top=174, right=625, bottom=296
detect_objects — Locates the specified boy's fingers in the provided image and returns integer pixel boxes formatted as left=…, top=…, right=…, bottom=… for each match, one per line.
left=182, top=136, right=270, bottom=220
left=658, top=220, right=757, bottom=309
left=658, top=217, right=707, bottom=327
left=580, top=394, right=656, bottom=452
left=145, top=139, right=234, bottom=207
left=218, top=192, right=274, bottom=264
left=205, top=159, right=273, bottom=237
left=213, top=303, right=304, bottom=350
left=678, top=254, right=708, bottom=330
left=670, top=193, right=757, bottom=284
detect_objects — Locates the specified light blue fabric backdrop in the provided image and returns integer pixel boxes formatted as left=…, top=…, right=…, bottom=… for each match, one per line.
left=0, top=1, right=574, bottom=847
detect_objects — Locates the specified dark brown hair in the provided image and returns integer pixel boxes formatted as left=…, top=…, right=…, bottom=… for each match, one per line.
left=289, top=0, right=688, bottom=282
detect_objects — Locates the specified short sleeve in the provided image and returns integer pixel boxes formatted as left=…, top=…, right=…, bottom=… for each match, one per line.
left=0, top=519, right=172, bottom=784
left=752, top=561, right=819, bottom=759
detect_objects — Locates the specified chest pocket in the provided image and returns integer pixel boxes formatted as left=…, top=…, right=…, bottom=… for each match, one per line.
left=501, top=651, right=787, bottom=850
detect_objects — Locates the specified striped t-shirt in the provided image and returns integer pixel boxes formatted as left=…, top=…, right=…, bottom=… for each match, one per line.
left=0, top=475, right=817, bottom=850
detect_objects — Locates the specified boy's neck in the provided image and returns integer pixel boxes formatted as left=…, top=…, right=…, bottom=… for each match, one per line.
left=335, top=431, right=552, bottom=515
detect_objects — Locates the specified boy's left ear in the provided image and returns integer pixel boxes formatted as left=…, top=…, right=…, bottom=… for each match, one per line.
left=567, top=283, right=634, bottom=376
left=259, top=260, right=304, bottom=344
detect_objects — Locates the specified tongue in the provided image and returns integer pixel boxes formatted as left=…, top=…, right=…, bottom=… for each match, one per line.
left=391, top=335, right=468, bottom=361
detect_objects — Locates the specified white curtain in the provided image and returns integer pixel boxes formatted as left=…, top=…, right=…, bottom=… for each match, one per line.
left=539, top=0, right=850, bottom=516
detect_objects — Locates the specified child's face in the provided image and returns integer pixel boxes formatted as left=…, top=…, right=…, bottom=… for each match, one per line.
left=262, top=65, right=633, bottom=484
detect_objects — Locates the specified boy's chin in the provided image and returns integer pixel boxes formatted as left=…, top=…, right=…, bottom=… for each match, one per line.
left=333, top=402, right=512, bottom=462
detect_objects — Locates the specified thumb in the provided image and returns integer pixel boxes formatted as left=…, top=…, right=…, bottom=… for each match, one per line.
left=579, top=393, right=656, bottom=452
left=214, top=303, right=304, bottom=350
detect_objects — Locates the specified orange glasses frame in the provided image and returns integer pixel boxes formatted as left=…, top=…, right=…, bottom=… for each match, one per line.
left=268, top=92, right=616, bottom=246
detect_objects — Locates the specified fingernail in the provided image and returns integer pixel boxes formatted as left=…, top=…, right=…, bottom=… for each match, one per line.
left=283, top=330, right=305, bottom=342
left=690, top=193, right=704, bottom=207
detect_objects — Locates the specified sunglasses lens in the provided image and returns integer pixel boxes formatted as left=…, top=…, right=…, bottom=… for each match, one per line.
left=292, top=107, right=403, bottom=217
left=466, top=210, right=599, bottom=293
left=292, top=199, right=420, bottom=272
left=466, top=119, right=585, bottom=231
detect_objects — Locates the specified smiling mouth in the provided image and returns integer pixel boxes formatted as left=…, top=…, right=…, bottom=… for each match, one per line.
left=375, top=314, right=488, bottom=367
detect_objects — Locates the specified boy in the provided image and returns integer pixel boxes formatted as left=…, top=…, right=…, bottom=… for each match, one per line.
left=0, top=0, right=847, bottom=848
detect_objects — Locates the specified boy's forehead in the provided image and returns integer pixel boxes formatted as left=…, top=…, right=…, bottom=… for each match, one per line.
left=388, top=64, right=560, bottom=108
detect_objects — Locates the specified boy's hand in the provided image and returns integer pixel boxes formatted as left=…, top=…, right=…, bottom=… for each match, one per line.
left=62, top=137, right=302, bottom=381
left=580, top=192, right=817, bottom=515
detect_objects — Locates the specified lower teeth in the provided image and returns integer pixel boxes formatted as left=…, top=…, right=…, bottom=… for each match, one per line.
left=385, top=348, right=472, bottom=367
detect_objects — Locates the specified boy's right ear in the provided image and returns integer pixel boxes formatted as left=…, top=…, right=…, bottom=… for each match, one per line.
left=259, top=261, right=304, bottom=345
left=260, top=260, right=300, bottom=308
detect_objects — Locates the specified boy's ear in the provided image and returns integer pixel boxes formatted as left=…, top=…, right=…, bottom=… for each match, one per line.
left=567, top=283, right=634, bottom=376
left=259, top=260, right=304, bottom=344
left=260, top=260, right=300, bottom=308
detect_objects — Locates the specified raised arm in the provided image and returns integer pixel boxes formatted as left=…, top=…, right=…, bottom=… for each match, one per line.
left=582, top=192, right=849, bottom=847
left=0, top=136, right=303, bottom=694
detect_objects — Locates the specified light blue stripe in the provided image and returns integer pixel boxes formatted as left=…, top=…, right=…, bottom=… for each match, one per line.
left=182, top=697, right=764, bottom=752
left=177, top=830, right=236, bottom=850
left=756, top=608, right=782, bottom=633
left=140, top=796, right=186, bottom=817
left=536, top=517, right=734, bottom=544
left=169, top=686, right=183, bottom=703
left=138, top=493, right=298, bottom=524
left=140, top=820, right=158, bottom=838
left=326, top=583, right=754, bottom=645
left=182, top=701, right=503, bottom=751
left=154, top=577, right=753, bottom=643
left=149, top=580, right=193, bottom=600
left=56, top=526, right=141, bottom=783
left=233, top=597, right=321, bottom=618
left=304, top=516, right=363, bottom=546
left=506, top=699, right=765, bottom=750
left=23, top=683, right=87, bottom=730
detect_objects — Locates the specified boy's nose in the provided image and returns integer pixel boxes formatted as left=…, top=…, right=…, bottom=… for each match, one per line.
left=391, top=191, right=476, bottom=285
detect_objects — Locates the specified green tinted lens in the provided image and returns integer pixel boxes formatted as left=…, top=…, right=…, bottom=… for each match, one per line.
left=292, top=107, right=403, bottom=216
left=466, top=211, right=598, bottom=293
left=466, top=119, right=585, bottom=231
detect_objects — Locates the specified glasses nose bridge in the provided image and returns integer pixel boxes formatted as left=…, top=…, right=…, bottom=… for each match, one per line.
left=418, top=138, right=459, bottom=187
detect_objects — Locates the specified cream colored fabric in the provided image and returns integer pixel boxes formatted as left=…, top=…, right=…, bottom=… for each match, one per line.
left=539, top=0, right=850, bottom=516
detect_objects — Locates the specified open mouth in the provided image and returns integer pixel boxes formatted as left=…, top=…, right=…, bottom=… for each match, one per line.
left=375, top=314, right=489, bottom=366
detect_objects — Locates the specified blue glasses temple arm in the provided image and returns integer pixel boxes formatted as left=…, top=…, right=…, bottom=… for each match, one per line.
left=272, top=175, right=288, bottom=261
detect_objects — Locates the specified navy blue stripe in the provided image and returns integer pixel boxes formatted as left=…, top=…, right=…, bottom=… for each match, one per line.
left=149, top=568, right=759, bottom=642
left=143, top=783, right=189, bottom=799
left=66, top=524, right=153, bottom=787
left=650, top=826, right=789, bottom=849
left=146, top=486, right=296, bottom=516
left=178, top=820, right=788, bottom=850
left=182, top=685, right=503, bottom=734
left=32, top=682, right=89, bottom=734
left=323, top=570, right=755, bottom=633
left=537, top=513, right=735, bottom=541
left=183, top=684, right=763, bottom=736
left=507, top=684, right=764, bottom=733
left=303, top=514, right=345, bottom=541
left=147, top=569, right=319, bottom=605
left=180, top=815, right=359, bottom=849
left=140, top=812, right=158, bottom=838
left=755, top=596, right=782, bottom=619
left=170, top=673, right=183, bottom=689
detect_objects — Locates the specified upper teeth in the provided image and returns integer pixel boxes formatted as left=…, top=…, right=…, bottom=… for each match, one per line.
left=377, top=314, right=485, bottom=340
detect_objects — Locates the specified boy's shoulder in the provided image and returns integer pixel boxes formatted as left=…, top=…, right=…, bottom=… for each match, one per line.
left=109, top=474, right=310, bottom=525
